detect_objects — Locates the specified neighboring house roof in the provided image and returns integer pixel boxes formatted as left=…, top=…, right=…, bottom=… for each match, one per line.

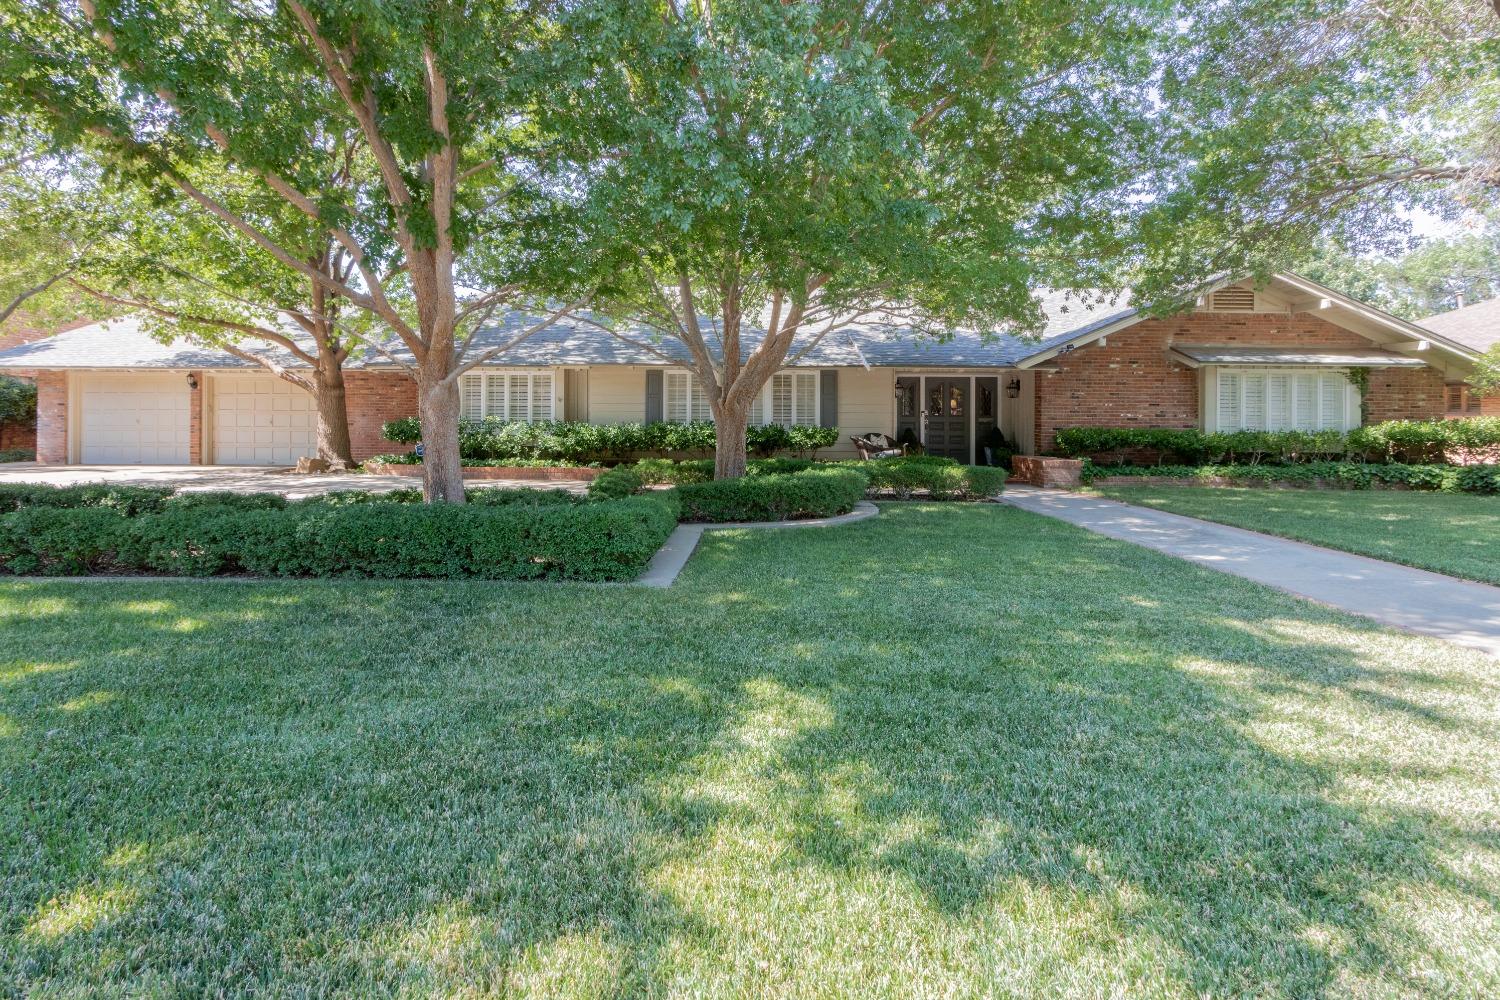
left=0, top=315, right=338, bottom=371
left=1418, top=297, right=1500, bottom=354
left=1169, top=346, right=1431, bottom=368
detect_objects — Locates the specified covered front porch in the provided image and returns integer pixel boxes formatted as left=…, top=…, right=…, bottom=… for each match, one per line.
left=886, top=369, right=1036, bottom=464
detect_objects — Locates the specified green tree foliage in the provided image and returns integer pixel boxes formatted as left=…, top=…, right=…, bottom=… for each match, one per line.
left=1293, top=233, right=1500, bottom=319
left=1141, top=0, right=1500, bottom=299
left=531, top=0, right=1172, bottom=478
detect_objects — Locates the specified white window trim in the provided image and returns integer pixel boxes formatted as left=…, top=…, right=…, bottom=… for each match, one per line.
left=459, top=369, right=558, bottom=423
left=1202, top=366, right=1360, bottom=433
left=663, top=368, right=821, bottom=427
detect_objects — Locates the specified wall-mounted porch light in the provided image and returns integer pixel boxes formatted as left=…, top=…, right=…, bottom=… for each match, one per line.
left=1005, top=378, right=1021, bottom=399
left=186, top=374, right=199, bottom=390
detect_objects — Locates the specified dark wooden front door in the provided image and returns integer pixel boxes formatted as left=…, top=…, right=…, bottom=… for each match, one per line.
left=924, top=378, right=969, bottom=461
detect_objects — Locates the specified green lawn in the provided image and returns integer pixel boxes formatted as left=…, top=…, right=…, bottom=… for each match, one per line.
left=1094, top=486, right=1500, bottom=585
left=3, top=505, right=1498, bottom=998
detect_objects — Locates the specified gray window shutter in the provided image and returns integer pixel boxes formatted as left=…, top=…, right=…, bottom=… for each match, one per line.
left=645, top=370, right=664, bottom=423
left=819, top=369, right=838, bottom=428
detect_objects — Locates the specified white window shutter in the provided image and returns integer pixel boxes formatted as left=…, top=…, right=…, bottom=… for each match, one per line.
left=506, top=374, right=530, bottom=422
left=665, top=372, right=689, bottom=423
left=1319, top=376, right=1342, bottom=429
left=1242, top=373, right=1266, bottom=430
left=749, top=391, right=764, bottom=425
left=1217, top=372, right=1241, bottom=429
left=532, top=373, right=553, bottom=422
left=1293, top=375, right=1317, bottom=430
left=794, top=372, right=817, bottom=426
left=1266, top=374, right=1290, bottom=430
left=460, top=374, right=483, bottom=420
left=771, top=374, right=793, bottom=426
left=690, top=377, right=713, bottom=422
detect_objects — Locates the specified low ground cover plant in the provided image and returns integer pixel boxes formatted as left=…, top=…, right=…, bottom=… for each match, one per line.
left=0, top=485, right=675, bottom=580
left=382, top=417, right=839, bottom=462
left=1083, top=461, right=1500, bottom=493
left=1054, top=417, right=1500, bottom=466
left=0, top=448, right=33, bottom=463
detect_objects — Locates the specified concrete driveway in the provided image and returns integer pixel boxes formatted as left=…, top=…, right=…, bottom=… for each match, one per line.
left=0, top=464, right=591, bottom=498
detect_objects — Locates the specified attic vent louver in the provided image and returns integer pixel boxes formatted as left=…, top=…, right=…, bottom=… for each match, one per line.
left=1209, top=287, right=1256, bottom=312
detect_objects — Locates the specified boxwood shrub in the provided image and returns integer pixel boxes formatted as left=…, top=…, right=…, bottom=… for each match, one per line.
left=674, top=467, right=869, bottom=523
left=847, top=457, right=1008, bottom=500
left=0, top=491, right=680, bottom=581
left=0, top=483, right=177, bottom=516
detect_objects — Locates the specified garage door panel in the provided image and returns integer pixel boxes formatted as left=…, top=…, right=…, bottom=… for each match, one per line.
left=79, top=374, right=192, bottom=465
left=211, top=374, right=318, bottom=466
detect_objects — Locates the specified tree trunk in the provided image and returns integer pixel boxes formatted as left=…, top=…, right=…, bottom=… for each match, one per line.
left=418, top=352, right=466, bottom=503
left=713, top=396, right=751, bottom=479
left=312, top=362, right=355, bottom=469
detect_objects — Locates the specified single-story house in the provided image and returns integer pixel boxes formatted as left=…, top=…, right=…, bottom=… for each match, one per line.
left=0, top=272, right=1485, bottom=467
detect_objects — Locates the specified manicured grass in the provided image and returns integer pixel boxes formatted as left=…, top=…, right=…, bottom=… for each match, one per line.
left=3, top=504, right=1498, bottom=997
left=1095, top=486, right=1500, bottom=585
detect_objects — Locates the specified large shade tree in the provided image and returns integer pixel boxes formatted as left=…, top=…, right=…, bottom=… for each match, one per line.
left=1140, top=0, right=1500, bottom=297
left=534, top=0, right=1172, bottom=478
left=0, top=0, right=577, bottom=500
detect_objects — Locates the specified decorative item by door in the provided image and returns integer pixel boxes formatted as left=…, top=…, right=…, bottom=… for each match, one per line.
left=923, top=378, right=970, bottom=461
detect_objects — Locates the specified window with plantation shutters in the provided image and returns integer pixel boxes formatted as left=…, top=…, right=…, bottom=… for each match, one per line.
left=1215, top=369, right=1356, bottom=432
left=456, top=371, right=556, bottom=423
left=662, top=368, right=820, bottom=427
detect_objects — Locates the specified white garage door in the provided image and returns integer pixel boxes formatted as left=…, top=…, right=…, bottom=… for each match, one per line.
left=211, top=374, right=319, bottom=466
left=79, top=373, right=191, bottom=464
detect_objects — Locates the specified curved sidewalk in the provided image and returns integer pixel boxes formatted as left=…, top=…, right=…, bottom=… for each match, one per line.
left=633, top=501, right=880, bottom=588
left=1001, top=486, right=1500, bottom=657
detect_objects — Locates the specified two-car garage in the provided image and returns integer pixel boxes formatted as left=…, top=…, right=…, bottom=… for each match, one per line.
left=74, top=372, right=318, bottom=466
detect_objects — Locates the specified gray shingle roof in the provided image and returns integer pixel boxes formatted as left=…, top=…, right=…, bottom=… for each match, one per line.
left=366, top=290, right=1138, bottom=370
left=0, top=316, right=336, bottom=370
left=1419, top=298, right=1500, bottom=354
left=0, top=292, right=1139, bottom=372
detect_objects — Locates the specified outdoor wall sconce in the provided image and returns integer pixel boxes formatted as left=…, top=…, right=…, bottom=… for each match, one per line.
left=185, top=374, right=198, bottom=390
left=1005, top=378, right=1021, bottom=399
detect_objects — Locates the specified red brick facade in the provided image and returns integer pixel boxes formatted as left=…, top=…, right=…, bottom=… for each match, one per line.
left=1032, top=311, right=1451, bottom=453
left=0, top=421, right=35, bottom=453
left=345, top=371, right=419, bottom=461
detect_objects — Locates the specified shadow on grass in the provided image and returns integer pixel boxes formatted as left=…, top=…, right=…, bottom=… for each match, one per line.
left=1, top=503, right=1495, bottom=996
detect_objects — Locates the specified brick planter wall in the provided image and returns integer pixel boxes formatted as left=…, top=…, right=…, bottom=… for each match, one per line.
left=364, top=461, right=604, bottom=482
left=1011, top=455, right=1083, bottom=488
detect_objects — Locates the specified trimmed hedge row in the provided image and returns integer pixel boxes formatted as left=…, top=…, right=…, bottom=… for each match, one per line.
left=382, top=417, right=839, bottom=461
left=1083, top=461, right=1500, bottom=493
left=367, top=453, right=601, bottom=469
left=675, top=467, right=869, bottom=522
left=0, top=449, right=33, bottom=463
left=0, top=488, right=677, bottom=580
left=1054, top=418, right=1500, bottom=466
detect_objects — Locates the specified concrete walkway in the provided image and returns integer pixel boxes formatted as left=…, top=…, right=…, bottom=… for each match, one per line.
left=1001, top=486, right=1500, bottom=658
left=633, top=501, right=880, bottom=588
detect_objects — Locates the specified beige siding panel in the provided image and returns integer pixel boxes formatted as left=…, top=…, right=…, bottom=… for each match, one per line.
left=586, top=366, right=649, bottom=423
left=1002, top=371, right=1036, bottom=455
left=823, top=367, right=894, bottom=459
